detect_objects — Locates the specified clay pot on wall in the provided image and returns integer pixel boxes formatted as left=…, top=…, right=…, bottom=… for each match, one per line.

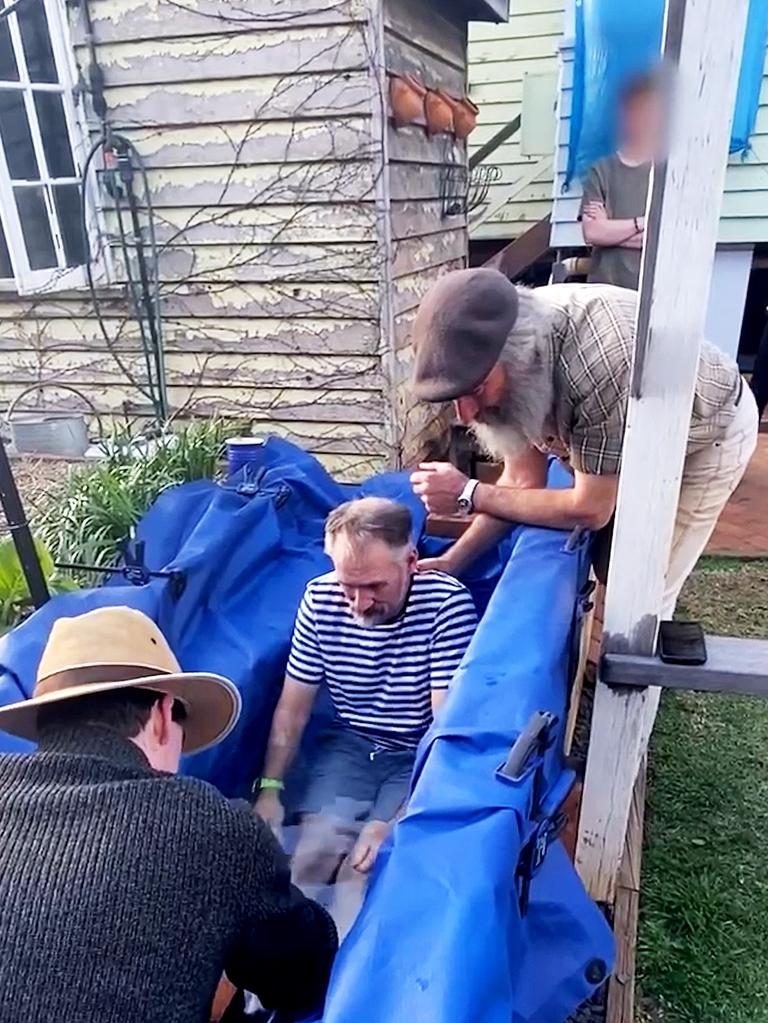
left=389, top=73, right=427, bottom=127
left=433, top=91, right=479, bottom=140
left=424, top=89, right=455, bottom=135
left=452, top=96, right=480, bottom=140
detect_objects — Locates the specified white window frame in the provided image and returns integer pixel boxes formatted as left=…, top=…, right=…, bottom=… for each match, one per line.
left=0, top=0, right=106, bottom=295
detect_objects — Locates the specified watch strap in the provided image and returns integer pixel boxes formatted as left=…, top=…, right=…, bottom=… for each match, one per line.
left=458, top=478, right=480, bottom=513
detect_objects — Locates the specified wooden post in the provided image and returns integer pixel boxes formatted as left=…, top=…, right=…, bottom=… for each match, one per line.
left=576, top=0, right=750, bottom=902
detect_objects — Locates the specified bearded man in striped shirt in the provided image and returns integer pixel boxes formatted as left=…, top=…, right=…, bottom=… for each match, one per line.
left=254, top=497, right=477, bottom=927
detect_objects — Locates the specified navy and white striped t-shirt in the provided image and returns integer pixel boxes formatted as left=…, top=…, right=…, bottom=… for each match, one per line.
left=286, top=571, right=478, bottom=750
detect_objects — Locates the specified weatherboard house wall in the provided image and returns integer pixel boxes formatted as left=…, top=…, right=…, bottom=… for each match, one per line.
left=0, top=0, right=506, bottom=480
left=467, top=2, right=768, bottom=250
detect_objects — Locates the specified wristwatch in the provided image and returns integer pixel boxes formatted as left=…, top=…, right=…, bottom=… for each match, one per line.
left=457, top=478, right=480, bottom=515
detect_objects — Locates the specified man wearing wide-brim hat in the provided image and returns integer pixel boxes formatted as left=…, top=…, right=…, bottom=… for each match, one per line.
left=410, top=268, right=758, bottom=616
left=0, top=606, right=337, bottom=1023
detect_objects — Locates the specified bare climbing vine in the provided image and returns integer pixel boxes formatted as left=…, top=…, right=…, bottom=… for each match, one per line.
left=8, top=0, right=433, bottom=481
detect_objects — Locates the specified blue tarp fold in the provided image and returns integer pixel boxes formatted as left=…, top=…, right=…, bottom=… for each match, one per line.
left=0, top=438, right=613, bottom=1021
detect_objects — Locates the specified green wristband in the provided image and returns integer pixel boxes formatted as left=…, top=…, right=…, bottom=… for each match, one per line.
left=258, top=777, right=284, bottom=792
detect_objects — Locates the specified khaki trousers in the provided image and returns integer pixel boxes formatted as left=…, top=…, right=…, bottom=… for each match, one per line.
left=662, top=386, right=759, bottom=618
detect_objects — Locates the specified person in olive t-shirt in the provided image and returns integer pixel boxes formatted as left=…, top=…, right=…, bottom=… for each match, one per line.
left=580, top=72, right=662, bottom=290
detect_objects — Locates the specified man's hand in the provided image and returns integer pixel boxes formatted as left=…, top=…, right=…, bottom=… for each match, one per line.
left=417, top=554, right=457, bottom=575
left=583, top=201, right=607, bottom=221
left=254, top=788, right=285, bottom=838
left=411, top=463, right=469, bottom=515
left=349, top=820, right=391, bottom=874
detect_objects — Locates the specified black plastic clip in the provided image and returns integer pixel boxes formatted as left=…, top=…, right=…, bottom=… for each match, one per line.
left=516, top=811, right=568, bottom=915
left=499, top=710, right=557, bottom=781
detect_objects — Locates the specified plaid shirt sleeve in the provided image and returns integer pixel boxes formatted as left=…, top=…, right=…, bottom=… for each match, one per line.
left=561, top=292, right=634, bottom=476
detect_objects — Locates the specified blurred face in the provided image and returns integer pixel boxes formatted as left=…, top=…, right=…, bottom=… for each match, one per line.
left=621, top=90, right=663, bottom=157
left=329, top=537, right=417, bottom=626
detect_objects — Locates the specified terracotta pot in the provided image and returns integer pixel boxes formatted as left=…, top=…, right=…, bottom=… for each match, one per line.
left=453, top=95, right=480, bottom=140
left=435, top=91, right=479, bottom=140
left=389, top=73, right=427, bottom=127
left=424, top=89, right=454, bottom=135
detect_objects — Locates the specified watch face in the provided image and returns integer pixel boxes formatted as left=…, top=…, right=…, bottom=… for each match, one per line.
left=457, top=498, right=470, bottom=514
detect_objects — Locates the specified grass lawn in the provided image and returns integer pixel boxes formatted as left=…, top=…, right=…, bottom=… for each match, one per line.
left=638, top=558, right=768, bottom=1023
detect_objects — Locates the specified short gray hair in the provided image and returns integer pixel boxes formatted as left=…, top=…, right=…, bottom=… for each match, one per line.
left=324, top=497, right=413, bottom=554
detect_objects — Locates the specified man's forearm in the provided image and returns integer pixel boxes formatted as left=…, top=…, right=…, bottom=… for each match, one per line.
left=583, top=217, right=643, bottom=248
left=445, top=448, right=549, bottom=572
left=261, top=711, right=306, bottom=781
left=473, top=481, right=600, bottom=531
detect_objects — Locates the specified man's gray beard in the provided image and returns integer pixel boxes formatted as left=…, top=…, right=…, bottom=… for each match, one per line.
left=468, top=369, right=553, bottom=462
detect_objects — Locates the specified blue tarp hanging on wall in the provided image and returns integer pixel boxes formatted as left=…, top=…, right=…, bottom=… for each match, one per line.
left=0, top=438, right=613, bottom=1021
left=566, top=0, right=768, bottom=187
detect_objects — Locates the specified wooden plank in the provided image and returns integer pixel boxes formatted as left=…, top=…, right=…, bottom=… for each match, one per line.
left=148, top=203, right=377, bottom=246
left=602, top=635, right=768, bottom=697
left=138, top=241, right=380, bottom=285
left=392, top=258, right=465, bottom=316
left=576, top=0, right=751, bottom=904
left=117, top=119, right=375, bottom=170
left=0, top=384, right=384, bottom=424
left=392, top=229, right=467, bottom=279
left=104, top=73, right=372, bottom=128
left=85, top=26, right=368, bottom=88
left=127, top=162, right=374, bottom=209
left=383, top=0, right=466, bottom=69
left=0, top=283, right=380, bottom=322
left=483, top=214, right=551, bottom=278
left=0, top=351, right=382, bottom=390
left=0, top=316, right=379, bottom=355
left=605, top=763, right=647, bottom=1023
left=76, top=0, right=368, bottom=44
left=471, top=156, right=553, bottom=228
left=383, top=32, right=466, bottom=93
left=425, top=512, right=473, bottom=538
left=388, top=126, right=465, bottom=167
left=469, top=6, right=564, bottom=40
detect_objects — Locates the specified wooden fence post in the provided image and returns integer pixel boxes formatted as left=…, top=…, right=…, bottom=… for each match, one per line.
left=576, top=0, right=751, bottom=903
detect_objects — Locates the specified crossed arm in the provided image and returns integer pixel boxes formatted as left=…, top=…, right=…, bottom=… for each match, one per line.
left=581, top=201, right=644, bottom=250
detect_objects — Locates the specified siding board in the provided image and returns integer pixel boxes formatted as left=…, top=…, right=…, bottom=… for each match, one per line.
left=118, top=119, right=376, bottom=169
left=78, top=0, right=369, bottom=44
left=1, top=0, right=475, bottom=478
left=105, top=73, right=372, bottom=128
left=468, top=3, right=564, bottom=241
left=84, top=25, right=368, bottom=88
left=0, top=316, right=379, bottom=355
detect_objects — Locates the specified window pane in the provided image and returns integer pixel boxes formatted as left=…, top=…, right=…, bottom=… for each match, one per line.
left=0, top=18, right=19, bottom=81
left=34, top=92, right=74, bottom=177
left=14, top=185, right=56, bottom=269
left=0, top=90, right=38, bottom=178
left=53, top=182, right=84, bottom=266
left=0, top=217, right=12, bottom=277
left=17, top=1, right=57, bottom=83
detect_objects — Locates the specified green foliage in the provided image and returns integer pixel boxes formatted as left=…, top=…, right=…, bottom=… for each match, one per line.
left=35, top=419, right=233, bottom=574
left=0, top=537, right=77, bottom=633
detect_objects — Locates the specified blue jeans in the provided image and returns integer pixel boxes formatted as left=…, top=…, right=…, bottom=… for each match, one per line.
left=299, top=723, right=415, bottom=824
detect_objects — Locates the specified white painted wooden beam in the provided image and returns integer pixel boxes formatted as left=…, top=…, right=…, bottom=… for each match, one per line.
left=576, top=0, right=751, bottom=903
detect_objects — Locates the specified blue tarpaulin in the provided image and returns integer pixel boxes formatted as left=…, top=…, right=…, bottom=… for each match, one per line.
left=0, top=438, right=613, bottom=1022
left=566, top=0, right=768, bottom=187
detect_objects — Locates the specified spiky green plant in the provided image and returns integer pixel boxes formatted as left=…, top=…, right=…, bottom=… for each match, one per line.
left=35, top=419, right=235, bottom=574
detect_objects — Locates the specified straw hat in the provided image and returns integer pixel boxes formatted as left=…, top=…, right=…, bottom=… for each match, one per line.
left=0, top=607, right=241, bottom=754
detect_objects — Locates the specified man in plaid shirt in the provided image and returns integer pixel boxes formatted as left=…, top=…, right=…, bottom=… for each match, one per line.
left=409, top=267, right=758, bottom=616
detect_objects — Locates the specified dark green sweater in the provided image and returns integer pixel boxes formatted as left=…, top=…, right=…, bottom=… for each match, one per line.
left=0, top=725, right=337, bottom=1023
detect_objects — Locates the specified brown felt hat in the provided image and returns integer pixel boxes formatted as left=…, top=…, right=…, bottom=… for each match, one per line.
left=0, top=607, right=241, bottom=754
left=411, top=267, right=519, bottom=402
